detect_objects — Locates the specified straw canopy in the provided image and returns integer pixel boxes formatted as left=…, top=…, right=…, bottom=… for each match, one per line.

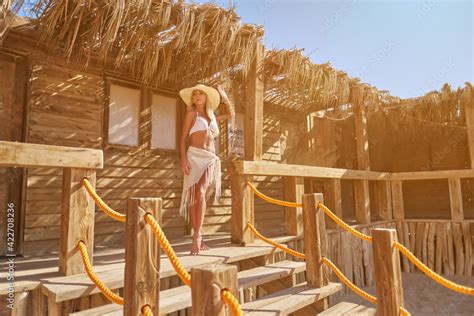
left=2, top=0, right=471, bottom=116
left=24, top=0, right=264, bottom=87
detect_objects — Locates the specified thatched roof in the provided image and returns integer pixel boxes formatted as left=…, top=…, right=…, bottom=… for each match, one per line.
left=262, top=48, right=400, bottom=113
left=25, top=0, right=264, bottom=88
left=2, top=0, right=471, bottom=116
left=0, top=1, right=29, bottom=41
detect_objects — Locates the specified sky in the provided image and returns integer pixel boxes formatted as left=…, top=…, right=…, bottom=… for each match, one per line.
left=193, top=0, right=473, bottom=99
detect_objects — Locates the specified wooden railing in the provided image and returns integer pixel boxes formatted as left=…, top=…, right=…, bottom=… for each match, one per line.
left=0, top=141, right=103, bottom=276
left=228, top=160, right=474, bottom=245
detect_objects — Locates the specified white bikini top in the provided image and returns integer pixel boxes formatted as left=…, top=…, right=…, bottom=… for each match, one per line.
left=189, top=111, right=219, bottom=138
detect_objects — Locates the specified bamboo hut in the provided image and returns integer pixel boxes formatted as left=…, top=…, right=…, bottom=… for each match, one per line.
left=0, top=1, right=473, bottom=315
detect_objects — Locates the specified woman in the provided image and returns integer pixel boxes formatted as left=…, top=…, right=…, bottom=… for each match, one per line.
left=178, top=83, right=234, bottom=256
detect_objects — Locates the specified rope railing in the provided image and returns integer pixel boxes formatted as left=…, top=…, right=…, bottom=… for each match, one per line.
left=221, top=288, right=243, bottom=316
left=80, top=183, right=243, bottom=315
left=246, top=181, right=373, bottom=242
left=247, top=222, right=411, bottom=315
left=78, top=179, right=473, bottom=314
left=77, top=214, right=243, bottom=315
left=317, top=203, right=372, bottom=243
left=247, top=223, right=306, bottom=259
left=144, top=213, right=243, bottom=315
left=144, top=213, right=192, bottom=287
left=247, top=181, right=474, bottom=297
left=247, top=181, right=302, bottom=208
left=322, top=257, right=411, bottom=316
left=77, top=241, right=124, bottom=305
left=394, top=241, right=474, bottom=296
left=83, top=178, right=126, bottom=222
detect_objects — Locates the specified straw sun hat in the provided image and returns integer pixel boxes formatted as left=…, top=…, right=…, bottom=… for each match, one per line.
left=179, top=83, right=221, bottom=119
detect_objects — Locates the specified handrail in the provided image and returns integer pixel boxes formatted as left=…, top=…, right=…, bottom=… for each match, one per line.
left=0, top=140, right=103, bottom=169
left=228, top=160, right=474, bottom=181
left=229, top=160, right=389, bottom=180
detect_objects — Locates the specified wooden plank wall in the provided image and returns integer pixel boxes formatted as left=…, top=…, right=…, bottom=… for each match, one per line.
left=253, top=115, right=286, bottom=237
left=16, top=43, right=291, bottom=253
left=0, top=53, right=16, bottom=254
left=23, top=56, right=106, bottom=254
left=368, top=109, right=473, bottom=219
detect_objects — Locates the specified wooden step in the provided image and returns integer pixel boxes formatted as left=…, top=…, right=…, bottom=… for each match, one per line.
left=242, top=282, right=342, bottom=315
left=70, top=260, right=306, bottom=315
left=41, top=235, right=301, bottom=304
left=317, top=302, right=376, bottom=315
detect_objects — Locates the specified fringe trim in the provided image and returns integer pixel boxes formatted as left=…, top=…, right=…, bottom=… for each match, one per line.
left=179, top=157, right=221, bottom=225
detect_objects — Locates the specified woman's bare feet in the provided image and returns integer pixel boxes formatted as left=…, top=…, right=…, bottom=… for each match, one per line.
left=190, top=235, right=201, bottom=256
left=200, top=239, right=210, bottom=251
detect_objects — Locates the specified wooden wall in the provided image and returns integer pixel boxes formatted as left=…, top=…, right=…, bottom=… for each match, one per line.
left=0, top=49, right=28, bottom=255
left=253, top=114, right=286, bottom=236
left=304, top=106, right=474, bottom=220
left=0, top=52, right=15, bottom=255
left=2, top=31, right=304, bottom=254
left=23, top=56, right=107, bottom=254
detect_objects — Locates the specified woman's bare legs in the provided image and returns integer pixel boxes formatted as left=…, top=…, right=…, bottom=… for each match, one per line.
left=189, top=171, right=210, bottom=255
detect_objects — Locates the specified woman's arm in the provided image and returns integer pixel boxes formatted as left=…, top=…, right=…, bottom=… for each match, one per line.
left=179, top=110, right=195, bottom=175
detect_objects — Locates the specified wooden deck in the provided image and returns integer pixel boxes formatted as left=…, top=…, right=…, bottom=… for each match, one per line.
left=0, top=233, right=302, bottom=297
left=1, top=233, right=315, bottom=315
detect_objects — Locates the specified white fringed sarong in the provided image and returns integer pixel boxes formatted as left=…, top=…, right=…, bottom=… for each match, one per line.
left=179, top=146, right=221, bottom=224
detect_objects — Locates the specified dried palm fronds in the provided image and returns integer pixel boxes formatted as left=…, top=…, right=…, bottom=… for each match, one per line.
left=377, top=83, right=470, bottom=143
left=29, top=0, right=263, bottom=87
left=262, top=48, right=397, bottom=114
left=0, top=0, right=28, bottom=42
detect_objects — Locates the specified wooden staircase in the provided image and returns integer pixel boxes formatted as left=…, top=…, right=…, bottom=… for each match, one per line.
left=69, top=259, right=340, bottom=315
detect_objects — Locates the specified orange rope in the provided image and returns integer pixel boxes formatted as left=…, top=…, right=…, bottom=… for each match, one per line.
left=318, top=203, right=373, bottom=243
left=221, top=289, right=243, bottom=316
left=144, top=213, right=242, bottom=315
left=322, top=257, right=410, bottom=316
left=144, top=213, right=191, bottom=287
left=322, top=257, right=376, bottom=303
left=77, top=241, right=124, bottom=305
left=142, top=305, right=153, bottom=316
left=247, top=223, right=305, bottom=259
left=82, top=178, right=126, bottom=222
left=246, top=221, right=414, bottom=315
left=247, top=181, right=302, bottom=208
left=394, top=242, right=474, bottom=296
left=247, top=181, right=372, bottom=243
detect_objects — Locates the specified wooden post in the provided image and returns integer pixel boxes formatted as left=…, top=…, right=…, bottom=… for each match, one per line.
left=284, top=176, right=304, bottom=236
left=230, top=174, right=254, bottom=245
left=302, top=193, right=328, bottom=311
left=354, top=180, right=371, bottom=224
left=324, top=179, right=342, bottom=229
left=353, top=98, right=371, bottom=224
left=462, top=84, right=474, bottom=167
left=372, top=228, right=404, bottom=316
left=244, top=40, right=264, bottom=161
left=59, top=168, right=96, bottom=275
left=124, top=197, right=162, bottom=316
left=377, top=181, right=393, bottom=220
left=191, top=264, right=239, bottom=316
left=353, top=100, right=370, bottom=171
left=391, top=180, right=404, bottom=220
left=448, top=178, right=464, bottom=220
